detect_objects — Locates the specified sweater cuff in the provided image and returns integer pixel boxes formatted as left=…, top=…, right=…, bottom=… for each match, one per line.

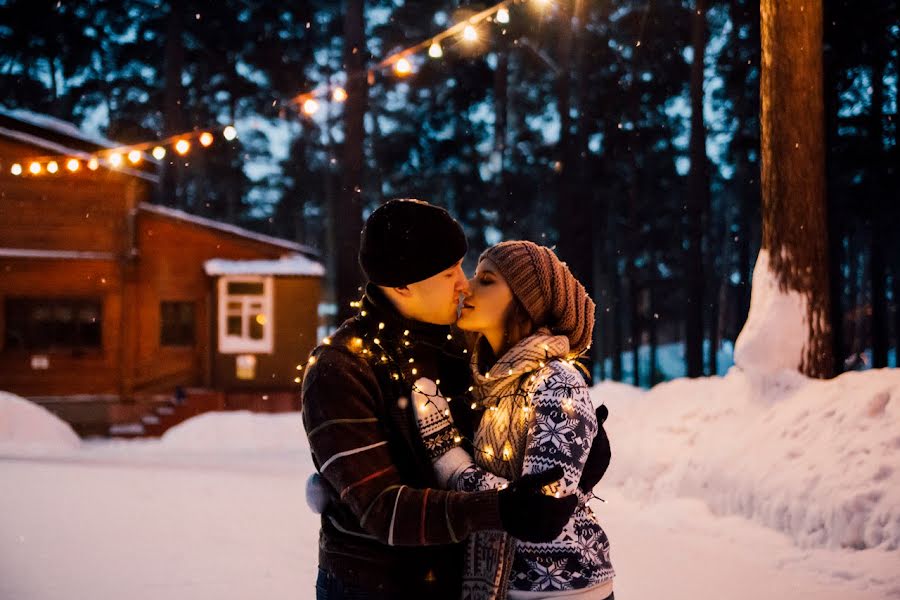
left=463, top=490, right=503, bottom=532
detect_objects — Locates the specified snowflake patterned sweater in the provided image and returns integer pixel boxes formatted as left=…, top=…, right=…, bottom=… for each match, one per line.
left=415, top=331, right=615, bottom=595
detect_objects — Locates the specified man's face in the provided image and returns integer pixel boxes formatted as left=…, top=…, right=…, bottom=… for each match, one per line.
left=404, top=260, right=470, bottom=325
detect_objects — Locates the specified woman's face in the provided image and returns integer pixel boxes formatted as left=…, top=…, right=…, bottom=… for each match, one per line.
left=456, top=258, right=514, bottom=334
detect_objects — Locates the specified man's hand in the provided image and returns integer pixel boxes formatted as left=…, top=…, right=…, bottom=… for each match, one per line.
left=578, top=405, right=611, bottom=493
left=498, top=467, right=578, bottom=543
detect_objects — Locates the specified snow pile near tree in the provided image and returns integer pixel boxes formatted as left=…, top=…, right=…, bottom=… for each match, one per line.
left=0, top=391, right=81, bottom=452
left=733, top=249, right=809, bottom=373
left=159, top=411, right=306, bottom=451
left=596, top=366, right=900, bottom=551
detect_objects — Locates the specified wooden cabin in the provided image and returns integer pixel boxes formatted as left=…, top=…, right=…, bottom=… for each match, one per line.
left=0, top=108, right=323, bottom=435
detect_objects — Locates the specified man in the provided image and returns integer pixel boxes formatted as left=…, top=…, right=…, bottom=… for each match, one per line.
left=301, top=199, right=596, bottom=599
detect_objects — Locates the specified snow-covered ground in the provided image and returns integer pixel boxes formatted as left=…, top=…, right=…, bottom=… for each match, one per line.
left=2, top=367, right=899, bottom=599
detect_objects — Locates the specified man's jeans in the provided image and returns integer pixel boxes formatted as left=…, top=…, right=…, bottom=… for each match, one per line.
left=315, top=569, right=392, bottom=600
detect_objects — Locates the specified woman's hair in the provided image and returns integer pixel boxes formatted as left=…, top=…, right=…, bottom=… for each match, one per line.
left=500, top=294, right=536, bottom=354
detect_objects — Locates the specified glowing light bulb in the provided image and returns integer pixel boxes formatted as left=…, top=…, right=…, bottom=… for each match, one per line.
left=199, top=132, right=214, bottom=147
left=29, top=162, right=42, bottom=175
left=66, top=158, right=79, bottom=172
left=152, top=146, right=166, bottom=160
left=332, top=87, right=348, bottom=102
left=46, top=161, right=59, bottom=174
left=88, top=157, right=99, bottom=170
left=11, top=163, right=22, bottom=175
left=175, top=139, right=190, bottom=155
left=223, top=125, right=237, bottom=141
left=302, top=98, right=319, bottom=115
left=496, top=7, right=510, bottom=23
left=128, top=150, right=142, bottom=164
left=428, top=41, right=443, bottom=58
left=394, top=57, right=412, bottom=76
left=463, top=25, right=478, bottom=42
left=308, top=355, right=317, bottom=365
left=255, top=314, right=267, bottom=326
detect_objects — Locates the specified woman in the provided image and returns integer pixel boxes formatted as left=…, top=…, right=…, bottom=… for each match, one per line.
left=413, top=240, right=615, bottom=600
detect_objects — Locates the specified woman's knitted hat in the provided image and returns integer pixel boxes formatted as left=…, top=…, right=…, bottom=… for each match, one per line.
left=479, top=240, right=595, bottom=355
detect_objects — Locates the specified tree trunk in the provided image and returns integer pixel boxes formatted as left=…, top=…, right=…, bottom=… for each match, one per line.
left=335, top=0, right=367, bottom=323
left=555, top=0, right=594, bottom=308
left=869, top=58, right=888, bottom=368
left=162, top=0, right=185, bottom=207
left=748, top=0, right=833, bottom=377
left=686, top=0, right=710, bottom=378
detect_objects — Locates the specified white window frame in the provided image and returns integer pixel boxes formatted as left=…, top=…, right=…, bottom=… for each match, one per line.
left=217, top=276, right=274, bottom=354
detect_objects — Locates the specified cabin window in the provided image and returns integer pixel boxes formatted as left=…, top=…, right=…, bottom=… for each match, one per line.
left=217, top=276, right=273, bottom=353
left=160, top=302, right=195, bottom=347
left=4, top=298, right=102, bottom=352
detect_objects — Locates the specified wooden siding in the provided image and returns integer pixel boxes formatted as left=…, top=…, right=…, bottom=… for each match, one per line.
left=212, top=276, right=320, bottom=390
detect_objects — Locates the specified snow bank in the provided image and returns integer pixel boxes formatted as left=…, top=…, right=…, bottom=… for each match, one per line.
left=596, top=367, right=900, bottom=551
left=159, top=411, right=306, bottom=451
left=0, top=391, right=81, bottom=452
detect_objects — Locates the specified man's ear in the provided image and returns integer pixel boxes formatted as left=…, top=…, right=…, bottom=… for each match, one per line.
left=391, top=285, right=413, bottom=298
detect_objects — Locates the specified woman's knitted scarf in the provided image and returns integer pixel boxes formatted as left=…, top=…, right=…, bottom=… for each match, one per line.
left=461, top=330, right=571, bottom=600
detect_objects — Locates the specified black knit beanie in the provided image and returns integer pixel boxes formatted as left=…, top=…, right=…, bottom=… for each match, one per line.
left=359, top=199, right=468, bottom=287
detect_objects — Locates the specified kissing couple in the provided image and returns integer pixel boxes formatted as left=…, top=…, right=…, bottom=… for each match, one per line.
left=302, top=199, right=615, bottom=600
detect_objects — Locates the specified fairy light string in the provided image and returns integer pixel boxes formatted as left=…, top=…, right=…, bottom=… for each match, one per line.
left=7, top=0, right=544, bottom=178
left=297, top=295, right=608, bottom=504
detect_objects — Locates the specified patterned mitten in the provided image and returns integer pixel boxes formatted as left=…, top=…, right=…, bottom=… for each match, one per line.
left=412, top=377, right=462, bottom=461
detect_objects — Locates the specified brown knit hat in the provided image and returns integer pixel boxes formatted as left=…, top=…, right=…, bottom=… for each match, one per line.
left=479, top=241, right=596, bottom=355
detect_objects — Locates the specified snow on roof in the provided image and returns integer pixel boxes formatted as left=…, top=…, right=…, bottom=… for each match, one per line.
left=139, top=203, right=319, bottom=257
left=0, top=247, right=117, bottom=260
left=0, top=106, right=117, bottom=148
left=0, top=108, right=159, bottom=183
left=204, top=254, right=324, bottom=277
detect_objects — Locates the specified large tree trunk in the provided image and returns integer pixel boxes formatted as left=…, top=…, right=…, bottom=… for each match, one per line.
left=335, top=0, right=367, bottom=323
left=735, top=0, right=833, bottom=378
left=686, top=0, right=710, bottom=378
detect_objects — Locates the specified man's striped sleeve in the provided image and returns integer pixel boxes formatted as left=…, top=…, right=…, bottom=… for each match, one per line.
left=301, top=345, right=502, bottom=546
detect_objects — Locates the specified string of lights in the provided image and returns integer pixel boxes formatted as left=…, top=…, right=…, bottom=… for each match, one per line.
left=7, top=0, right=551, bottom=177
left=296, top=297, right=595, bottom=473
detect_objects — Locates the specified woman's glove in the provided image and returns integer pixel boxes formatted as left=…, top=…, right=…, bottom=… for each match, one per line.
left=578, top=405, right=611, bottom=493
left=498, top=466, right=577, bottom=542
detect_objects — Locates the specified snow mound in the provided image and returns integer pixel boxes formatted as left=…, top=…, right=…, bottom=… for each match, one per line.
left=596, top=367, right=900, bottom=551
left=0, top=391, right=81, bottom=452
left=159, top=411, right=306, bottom=451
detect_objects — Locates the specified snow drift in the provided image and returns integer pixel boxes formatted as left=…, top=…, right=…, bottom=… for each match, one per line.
left=159, top=410, right=306, bottom=451
left=0, top=391, right=81, bottom=452
left=597, top=367, right=900, bottom=551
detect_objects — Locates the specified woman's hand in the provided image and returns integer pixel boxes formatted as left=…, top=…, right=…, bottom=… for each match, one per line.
left=412, top=377, right=462, bottom=461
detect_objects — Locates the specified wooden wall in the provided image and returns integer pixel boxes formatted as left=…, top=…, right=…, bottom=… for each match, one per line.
left=0, top=135, right=144, bottom=397
left=212, top=276, right=320, bottom=390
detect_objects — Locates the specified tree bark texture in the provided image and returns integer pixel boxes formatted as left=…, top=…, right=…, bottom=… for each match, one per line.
left=760, top=0, right=833, bottom=377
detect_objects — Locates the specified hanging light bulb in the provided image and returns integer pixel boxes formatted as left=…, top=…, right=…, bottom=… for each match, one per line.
left=152, top=146, right=166, bottom=160
left=29, top=162, right=42, bottom=175
left=394, top=57, right=412, bottom=76
left=128, top=150, right=142, bottom=164
left=428, top=41, right=443, bottom=58
left=109, top=152, right=123, bottom=168
left=332, top=87, right=348, bottom=102
left=66, top=158, right=80, bottom=172
left=496, top=7, right=510, bottom=23
left=88, top=157, right=100, bottom=170
left=10, top=163, right=22, bottom=175
left=223, top=125, right=238, bottom=141
left=46, top=161, right=59, bottom=174
left=199, top=132, right=214, bottom=147
left=175, top=139, right=190, bottom=155
left=302, top=98, right=319, bottom=115
left=463, top=24, right=478, bottom=42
